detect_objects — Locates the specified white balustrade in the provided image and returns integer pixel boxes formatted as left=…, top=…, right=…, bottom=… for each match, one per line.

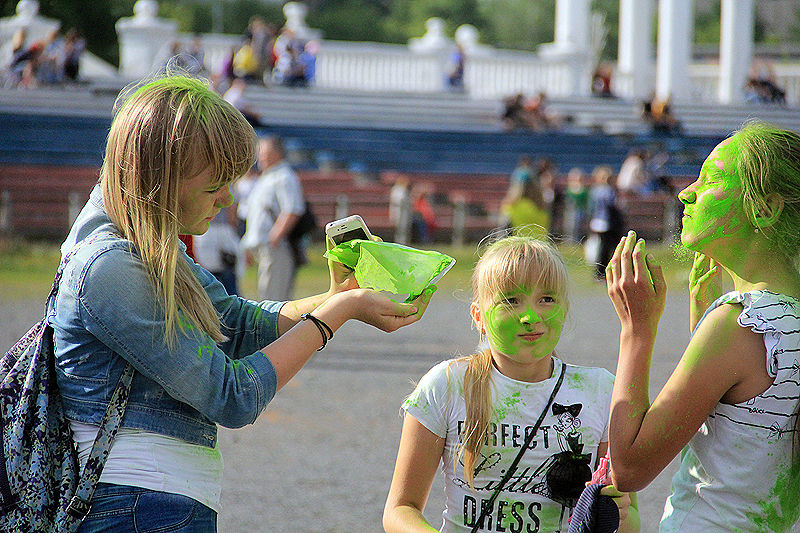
left=688, top=62, right=800, bottom=105
left=165, top=30, right=800, bottom=106
left=4, top=1, right=800, bottom=106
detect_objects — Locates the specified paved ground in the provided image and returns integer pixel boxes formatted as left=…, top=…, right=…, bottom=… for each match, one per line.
left=2, top=282, right=689, bottom=533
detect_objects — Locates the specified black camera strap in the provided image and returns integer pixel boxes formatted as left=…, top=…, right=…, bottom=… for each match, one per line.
left=470, top=360, right=566, bottom=533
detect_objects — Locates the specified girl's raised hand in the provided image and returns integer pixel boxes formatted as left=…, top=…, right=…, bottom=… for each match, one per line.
left=688, top=252, right=721, bottom=332
left=606, top=231, right=667, bottom=336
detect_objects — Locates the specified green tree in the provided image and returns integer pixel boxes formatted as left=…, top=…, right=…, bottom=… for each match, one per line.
left=305, top=0, right=392, bottom=43
left=160, top=1, right=284, bottom=36
left=694, top=0, right=720, bottom=44
left=383, top=0, right=486, bottom=45
left=477, top=0, right=554, bottom=51
left=592, top=0, right=619, bottom=61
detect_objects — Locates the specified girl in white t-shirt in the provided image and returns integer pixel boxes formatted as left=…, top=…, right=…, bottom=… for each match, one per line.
left=384, top=235, right=640, bottom=533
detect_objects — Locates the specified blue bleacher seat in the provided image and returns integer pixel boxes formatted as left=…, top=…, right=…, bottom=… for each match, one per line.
left=0, top=112, right=724, bottom=177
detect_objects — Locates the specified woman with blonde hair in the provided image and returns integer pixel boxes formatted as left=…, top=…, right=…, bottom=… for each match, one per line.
left=53, top=75, right=433, bottom=532
left=384, top=235, right=639, bottom=532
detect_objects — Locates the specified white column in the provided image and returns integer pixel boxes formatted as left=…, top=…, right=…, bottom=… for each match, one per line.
left=617, top=0, right=654, bottom=99
left=283, top=2, right=321, bottom=41
left=539, top=0, right=591, bottom=96
left=656, top=0, right=694, bottom=102
left=408, top=18, right=452, bottom=91
left=553, top=0, right=591, bottom=54
left=718, top=0, right=754, bottom=104
left=116, top=0, right=177, bottom=79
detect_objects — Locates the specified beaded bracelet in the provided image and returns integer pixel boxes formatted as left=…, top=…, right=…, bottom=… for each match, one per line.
left=301, top=313, right=334, bottom=351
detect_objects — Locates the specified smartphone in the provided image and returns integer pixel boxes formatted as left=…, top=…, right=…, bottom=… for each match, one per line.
left=325, top=215, right=373, bottom=245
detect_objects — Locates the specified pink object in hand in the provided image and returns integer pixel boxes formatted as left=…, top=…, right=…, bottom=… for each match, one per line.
left=591, top=453, right=611, bottom=485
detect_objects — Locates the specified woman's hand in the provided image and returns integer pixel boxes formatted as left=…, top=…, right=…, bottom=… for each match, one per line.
left=606, top=231, right=667, bottom=337
left=688, top=252, right=721, bottom=332
left=333, top=285, right=436, bottom=333
left=325, top=234, right=386, bottom=296
left=326, top=235, right=360, bottom=296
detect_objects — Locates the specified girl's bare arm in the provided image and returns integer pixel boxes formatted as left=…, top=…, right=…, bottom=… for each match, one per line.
left=383, top=415, right=446, bottom=533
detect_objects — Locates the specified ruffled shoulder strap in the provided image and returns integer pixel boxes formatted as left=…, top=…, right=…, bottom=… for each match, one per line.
left=698, top=290, right=800, bottom=377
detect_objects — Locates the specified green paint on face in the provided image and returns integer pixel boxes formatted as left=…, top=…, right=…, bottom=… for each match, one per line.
left=680, top=137, right=748, bottom=250
left=483, top=287, right=565, bottom=360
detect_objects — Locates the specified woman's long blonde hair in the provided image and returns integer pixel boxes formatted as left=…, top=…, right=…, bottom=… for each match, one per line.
left=101, top=75, right=256, bottom=345
left=454, top=235, right=569, bottom=488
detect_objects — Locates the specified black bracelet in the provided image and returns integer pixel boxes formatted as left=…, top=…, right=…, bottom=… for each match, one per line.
left=300, top=313, right=334, bottom=351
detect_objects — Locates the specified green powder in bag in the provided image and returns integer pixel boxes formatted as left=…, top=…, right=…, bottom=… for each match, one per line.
left=326, top=240, right=455, bottom=301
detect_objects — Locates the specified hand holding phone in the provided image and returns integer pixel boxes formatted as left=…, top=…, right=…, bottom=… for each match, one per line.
left=325, top=215, right=373, bottom=245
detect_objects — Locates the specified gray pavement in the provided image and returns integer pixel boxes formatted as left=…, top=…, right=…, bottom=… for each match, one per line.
left=2, top=283, right=689, bottom=533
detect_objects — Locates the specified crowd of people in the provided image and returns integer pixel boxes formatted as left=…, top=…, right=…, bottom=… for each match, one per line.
left=2, top=27, right=85, bottom=88
left=5, top=9, right=800, bottom=529
left=211, top=16, right=318, bottom=93
left=498, top=151, right=669, bottom=280
left=4, top=61, right=800, bottom=532
left=745, top=60, right=787, bottom=105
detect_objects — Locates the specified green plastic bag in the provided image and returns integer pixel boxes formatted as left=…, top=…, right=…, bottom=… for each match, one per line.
left=326, top=240, right=455, bottom=301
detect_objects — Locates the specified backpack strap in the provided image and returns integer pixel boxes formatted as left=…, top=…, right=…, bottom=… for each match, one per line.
left=0, top=425, right=17, bottom=513
left=51, top=232, right=137, bottom=521
left=65, top=361, right=134, bottom=520
left=47, top=234, right=101, bottom=306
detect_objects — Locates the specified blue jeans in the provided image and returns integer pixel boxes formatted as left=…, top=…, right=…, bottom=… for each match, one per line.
left=78, top=483, right=217, bottom=533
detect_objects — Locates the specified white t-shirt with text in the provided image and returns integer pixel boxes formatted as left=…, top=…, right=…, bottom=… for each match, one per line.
left=404, top=357, right=614, bottom=532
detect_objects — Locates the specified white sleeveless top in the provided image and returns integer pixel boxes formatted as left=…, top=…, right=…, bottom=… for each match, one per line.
left=660, top=290, right=800, bottom=532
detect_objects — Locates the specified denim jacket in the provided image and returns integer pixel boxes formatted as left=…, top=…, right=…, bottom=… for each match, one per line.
left=51, top=185, right=281, bottom=447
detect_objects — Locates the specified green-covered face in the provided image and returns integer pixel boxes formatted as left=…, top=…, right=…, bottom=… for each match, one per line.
left=678, top=137, right=748, bottom=252
left=482, top=285, right=566, bottom=363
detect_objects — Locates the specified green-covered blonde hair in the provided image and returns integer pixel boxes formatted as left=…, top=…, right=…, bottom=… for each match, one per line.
left=454, top=235, right=569, bottom=487
left=101, top=75, right=256, bottom=345
left=730, top=121, right=800, bottom=463
left=732, top=121, right=800, bottom=261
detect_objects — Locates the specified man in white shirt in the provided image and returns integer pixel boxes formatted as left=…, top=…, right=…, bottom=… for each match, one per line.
left=241, top=136, right=305, bottom=300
